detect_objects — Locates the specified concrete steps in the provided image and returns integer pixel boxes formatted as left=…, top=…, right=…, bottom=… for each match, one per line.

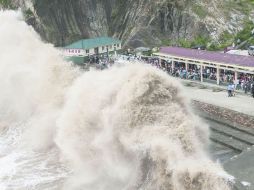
left=203, top=117, right=254, bottom=153
left=210, top=133, right=250, bottom=152
left=210, top=123, right=254, bottom=146
left=202, top=116, right=254, bottom=189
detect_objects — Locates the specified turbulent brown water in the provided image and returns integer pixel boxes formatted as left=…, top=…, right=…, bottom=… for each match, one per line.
left=0, top=10, right=232, bottom=190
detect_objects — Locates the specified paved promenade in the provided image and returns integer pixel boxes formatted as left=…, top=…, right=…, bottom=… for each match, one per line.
left=224, top=147, right=254, bottom=190
left=182, top=81, right=254, bottom=189
left=181, top=82, right=254, bottom=117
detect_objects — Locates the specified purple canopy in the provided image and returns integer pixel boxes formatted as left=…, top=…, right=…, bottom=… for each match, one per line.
left=160, top=47, right=254, bottom=68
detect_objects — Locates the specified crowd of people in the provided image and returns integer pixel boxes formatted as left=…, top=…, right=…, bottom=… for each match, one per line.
left=139, top=56, right=254, bottom=98
left=84, top=54, right=254, bottom=98
left=85, top=54, right=116, bottom=70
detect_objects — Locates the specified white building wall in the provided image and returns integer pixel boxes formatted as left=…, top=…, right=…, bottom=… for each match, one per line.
left=64, top=49, right=85, bottom=57
left=118, top=43, right=122, bottom=50
left=113, top=43, right=121, bottom=51
left=98, top=46, right=108, bottom=54
left=64, top=42, right=122, bottom=57
left=84, top=48, right=95, bottom=56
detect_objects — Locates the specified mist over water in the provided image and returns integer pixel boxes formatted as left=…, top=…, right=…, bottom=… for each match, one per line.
left=0, top=10, right=231, bottom=190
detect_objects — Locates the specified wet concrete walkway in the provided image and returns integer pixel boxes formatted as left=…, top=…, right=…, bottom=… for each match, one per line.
left=182, top=83, right=254, bottom=117
left=224, top=147, right=254, bottom=189
left=188, top=82, right=254, bottom=189
left=204, top=116, right=254, bottom=190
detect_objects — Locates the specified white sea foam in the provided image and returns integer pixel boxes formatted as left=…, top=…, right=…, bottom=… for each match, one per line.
left=0, top=10, right=231, bottom=190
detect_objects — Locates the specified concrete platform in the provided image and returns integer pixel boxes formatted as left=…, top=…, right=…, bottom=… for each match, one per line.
left=201, top=115, right=254, bottom=190
left=224, top=147, right=254, bottom=190
left=182, top=84, right=254, bottom=117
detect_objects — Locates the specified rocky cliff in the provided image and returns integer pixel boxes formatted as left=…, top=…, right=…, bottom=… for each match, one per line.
left=2, top=0, right=254, bottom=48
left=29, top=0, right=212, bottom=47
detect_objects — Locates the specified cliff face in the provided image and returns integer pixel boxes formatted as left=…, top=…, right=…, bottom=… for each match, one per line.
left=109, top=0, right=204, bottom=47
left=35, top=0, right=117, bottom=45
left=31, top=0, right=208, bottom=47
left=3, top=0, right=254, bottom=47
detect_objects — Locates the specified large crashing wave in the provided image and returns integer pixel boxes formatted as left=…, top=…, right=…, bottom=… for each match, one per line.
left=55, top=66, right=231, bottom=190
left=0, top=10, right=231, bottom=190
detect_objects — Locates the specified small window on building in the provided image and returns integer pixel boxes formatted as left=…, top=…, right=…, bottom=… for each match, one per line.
left=86, top=49, right=89, bottom=54
left=102, top=46, right=105, bottom=51
left=117, top=44, right=120, bottom=48
left=114, top=44, right=116, bottom=47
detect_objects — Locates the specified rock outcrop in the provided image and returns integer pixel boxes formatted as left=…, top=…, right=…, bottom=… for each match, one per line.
left=2, top=0, right=253, bottom=47
left=30, top=0, right=210, bottom=47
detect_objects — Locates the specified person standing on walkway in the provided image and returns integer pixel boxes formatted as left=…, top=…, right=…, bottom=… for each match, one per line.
left=234, top=79, right=240, bottom=90
left=244, top=82, right=248, bottom=94
left=231, top=83, right=236, bottom=96
left=227, top=84, right=232, bottom=97
left=252, top=83, right=254, bottom=98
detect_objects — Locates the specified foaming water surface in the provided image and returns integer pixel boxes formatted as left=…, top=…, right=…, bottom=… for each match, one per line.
left=0, top=10, right=232, bottom=190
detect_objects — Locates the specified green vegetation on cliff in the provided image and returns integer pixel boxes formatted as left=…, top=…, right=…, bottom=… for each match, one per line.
left=0, top=0, right=14, bottom=9
left=235, top=21, right=254, bottom=44
left=170, top=19, right=254, bottom=51
left=192, top=4, right=207, bottom=19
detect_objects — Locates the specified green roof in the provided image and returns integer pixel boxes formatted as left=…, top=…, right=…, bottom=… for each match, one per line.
left=65, top=37, right=121, bottom=50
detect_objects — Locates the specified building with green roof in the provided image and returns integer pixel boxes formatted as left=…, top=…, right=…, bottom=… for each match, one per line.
left=63, top=37, right=122, bottom=64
